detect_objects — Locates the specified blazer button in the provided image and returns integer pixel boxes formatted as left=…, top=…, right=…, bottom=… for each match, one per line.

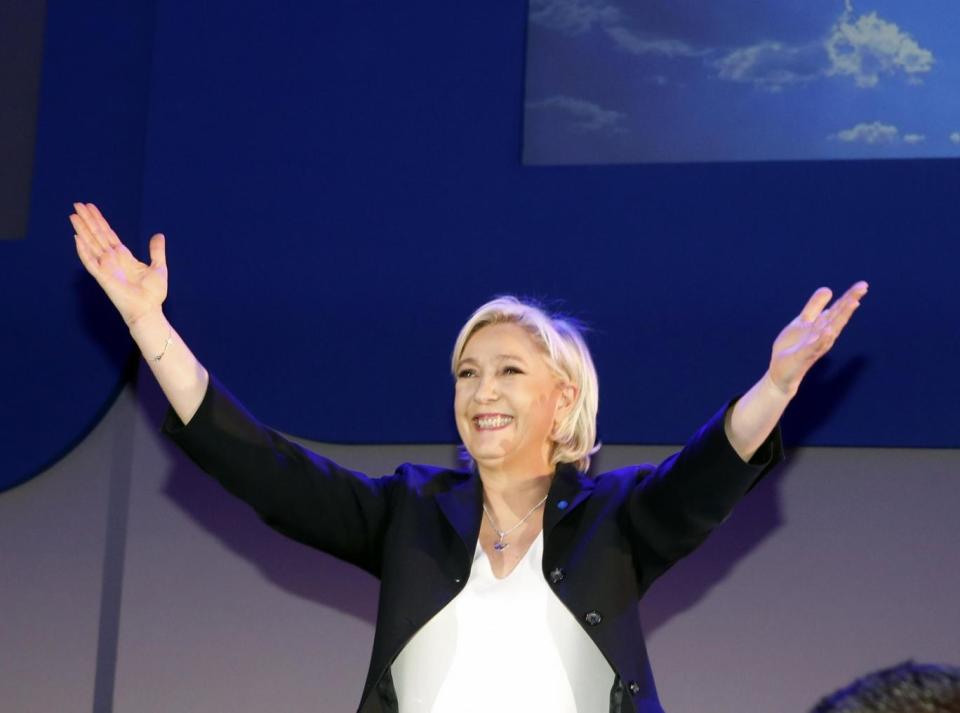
left=548, top=567, right=565, bottom=584
left=627, top=680, right=641, bottom=696
left=584, top=610, right=602, bottom=626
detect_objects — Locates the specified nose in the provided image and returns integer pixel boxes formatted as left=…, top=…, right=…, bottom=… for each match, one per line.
left=473, top=374, right=499, bottom=403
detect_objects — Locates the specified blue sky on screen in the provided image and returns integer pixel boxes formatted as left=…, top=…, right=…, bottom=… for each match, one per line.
left=523, top=0, right=960, bottom=164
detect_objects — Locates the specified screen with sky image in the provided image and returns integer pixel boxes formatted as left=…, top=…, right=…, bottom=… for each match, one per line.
left=523, top=0, right=960, bottom=165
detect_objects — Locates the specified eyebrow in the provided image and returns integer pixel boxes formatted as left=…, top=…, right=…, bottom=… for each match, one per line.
left=457, top=353, right=528, bottom=367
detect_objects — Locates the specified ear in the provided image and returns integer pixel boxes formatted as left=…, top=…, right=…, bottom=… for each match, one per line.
left=550, top=383, right=578, bottom=443
left=555, top=381, right=578, bottom=417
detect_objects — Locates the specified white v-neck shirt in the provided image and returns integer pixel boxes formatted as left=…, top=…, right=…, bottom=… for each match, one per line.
left=390, top=530, right=615, bottom=712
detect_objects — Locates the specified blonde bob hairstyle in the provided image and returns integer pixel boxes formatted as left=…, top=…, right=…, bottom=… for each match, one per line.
left=450, top=296, right=601, bottom=473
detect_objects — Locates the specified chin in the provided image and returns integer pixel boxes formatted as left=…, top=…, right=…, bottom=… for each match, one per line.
left=471, top=451, right=505, bottom=466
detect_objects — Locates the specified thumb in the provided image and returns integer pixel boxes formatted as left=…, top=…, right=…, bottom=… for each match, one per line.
left=149, top=233, right=167, bottom=269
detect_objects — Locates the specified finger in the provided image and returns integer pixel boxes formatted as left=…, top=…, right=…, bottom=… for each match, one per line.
left=824, top=280, right=869, bottom=329
left=73, top=203, right=111, bottom=253
left=78, top=202, right=116, bottom=251
left=84, top=203, right=122, bottom=249
left=70, top=211, right=105, bottom=259
left=825, top=304, right=858, bottom=339
left=148, top=233, right=166, bottom=269
left=74, top=233, right=108, bottom=285
left=826, top=292, right=861, bottom=326
left=799, top=287, right=833, bottom=323
left=847, top=279, right=870, bottom=297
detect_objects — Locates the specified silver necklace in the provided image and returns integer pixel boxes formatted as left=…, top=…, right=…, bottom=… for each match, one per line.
left=482, top=494, right=548, bottom=552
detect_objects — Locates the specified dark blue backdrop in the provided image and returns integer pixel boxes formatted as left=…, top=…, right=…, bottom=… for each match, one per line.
left=2, top=1, right=957, bottom=491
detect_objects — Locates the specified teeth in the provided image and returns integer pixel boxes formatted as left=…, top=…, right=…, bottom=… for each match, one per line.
left=476, top=415, right=513, bottom=429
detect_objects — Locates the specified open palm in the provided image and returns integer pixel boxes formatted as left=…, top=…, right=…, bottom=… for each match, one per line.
left=768, top=281, right=869, bottom=398
left=71, top=202, right=168, bottom=327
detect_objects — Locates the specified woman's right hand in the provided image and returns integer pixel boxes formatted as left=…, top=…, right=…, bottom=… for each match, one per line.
left=71, top=202, right=168, bottom=327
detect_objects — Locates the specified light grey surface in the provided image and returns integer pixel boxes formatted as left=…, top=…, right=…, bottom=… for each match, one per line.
left=634, top=446, right=960, bottom=711
left=2, top=367, right=958, bottom=712
left=0, top=383, right=136, bottom=712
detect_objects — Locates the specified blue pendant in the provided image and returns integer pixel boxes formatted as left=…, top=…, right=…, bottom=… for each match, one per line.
left=494, top=541, right=508, bottom=551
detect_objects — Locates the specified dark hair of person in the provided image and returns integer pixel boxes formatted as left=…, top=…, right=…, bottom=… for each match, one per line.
left=810, top=660, right=960, bottom=713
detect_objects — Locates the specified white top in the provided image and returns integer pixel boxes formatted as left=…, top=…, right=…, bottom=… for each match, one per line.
left=390, top=530, right=615, bottom=712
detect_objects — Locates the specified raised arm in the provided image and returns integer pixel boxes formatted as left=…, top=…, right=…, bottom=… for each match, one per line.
left=626, top=282, right=868, bottom=590
left=71, top=201, right=392, bottom=573
left=71, top=202, right=208, bottom=423
left=724, top=281, right=869, bottom=461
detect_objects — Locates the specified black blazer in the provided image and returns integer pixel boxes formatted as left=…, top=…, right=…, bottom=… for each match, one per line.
left=162, top=373, right=784, bottom=713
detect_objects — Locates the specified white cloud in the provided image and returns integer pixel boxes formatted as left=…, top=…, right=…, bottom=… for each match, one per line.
left=528, top=0, right=621, bottom=35
left=605, top=26, right=705, bottom=58
left=825, top=10, right=934, bottom=88
left=903, top=133, right=925, bottom=144
left=714, top=41, right=823, bottom=91
left=526, top=95, right=626, bottom=132
left=950, top=132, right=960, bottom=145
left=830, top=121, right=899, bottom=144
left=710, top=2, right=933, bottom=91
left=532, top=0, right=934, bottom=98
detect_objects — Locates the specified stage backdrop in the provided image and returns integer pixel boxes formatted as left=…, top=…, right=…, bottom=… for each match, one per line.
left=1, top=0, right=958, bottom=491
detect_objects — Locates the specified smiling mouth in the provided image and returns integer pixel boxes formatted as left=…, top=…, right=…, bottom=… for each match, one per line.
left=473, top=415, right=514, bottom=430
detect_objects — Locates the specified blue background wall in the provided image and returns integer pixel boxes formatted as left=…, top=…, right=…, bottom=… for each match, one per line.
left=3, top=1, right=958, bottom=491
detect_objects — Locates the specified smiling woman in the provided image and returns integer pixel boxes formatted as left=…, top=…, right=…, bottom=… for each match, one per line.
left=451, top=296, right=600, bottom=476
left=70, top=199, right=868, bottom=713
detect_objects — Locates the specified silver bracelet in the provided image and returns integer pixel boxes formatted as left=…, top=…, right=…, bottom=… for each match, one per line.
left=152, top=329, right=173, bottom=362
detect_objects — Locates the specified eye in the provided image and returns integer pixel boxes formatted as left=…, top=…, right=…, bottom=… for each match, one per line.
left=456, top=368, right=476, bottom=379
left=502, top=366, right=523, bottom=375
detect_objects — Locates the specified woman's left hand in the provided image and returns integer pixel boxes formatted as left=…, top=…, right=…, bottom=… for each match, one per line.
left=767, top=281, right=869, bottom=399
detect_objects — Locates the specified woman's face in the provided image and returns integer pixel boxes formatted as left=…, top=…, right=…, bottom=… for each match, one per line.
left=454, top=322, right=573, bottom=475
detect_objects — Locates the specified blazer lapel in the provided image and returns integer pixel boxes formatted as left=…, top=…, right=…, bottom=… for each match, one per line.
left=543, top=462, right=595, bottom=540
left=436, top=469, right=483, bottom=557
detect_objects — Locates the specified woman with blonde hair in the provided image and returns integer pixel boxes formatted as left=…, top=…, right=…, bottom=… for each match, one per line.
left=71, top=201, right=867, bottom=713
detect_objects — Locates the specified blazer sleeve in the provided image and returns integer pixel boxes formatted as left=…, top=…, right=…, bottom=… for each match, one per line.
left=625, top=395, right=785, bottom=592
left=160, top=372, right=393, bottom=577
